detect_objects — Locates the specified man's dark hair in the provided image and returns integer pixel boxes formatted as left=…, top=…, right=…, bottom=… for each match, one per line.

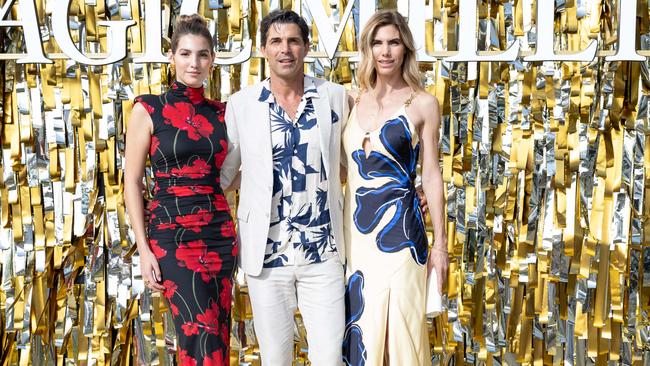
left=260, top=10, right=310, bottom=46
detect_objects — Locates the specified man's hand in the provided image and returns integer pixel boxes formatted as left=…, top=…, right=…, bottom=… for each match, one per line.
left=417, top=188, right=428, bottom=213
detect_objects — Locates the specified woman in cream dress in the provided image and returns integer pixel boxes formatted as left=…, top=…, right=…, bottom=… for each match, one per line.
left=342, top=10, right=449, bottom=366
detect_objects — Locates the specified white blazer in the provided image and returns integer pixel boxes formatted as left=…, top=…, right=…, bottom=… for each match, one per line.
left=221, top=76, right=349, bottom=276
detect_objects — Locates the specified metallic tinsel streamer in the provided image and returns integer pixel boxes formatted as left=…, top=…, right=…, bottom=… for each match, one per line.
left=1, top=0, right=650, bottom=364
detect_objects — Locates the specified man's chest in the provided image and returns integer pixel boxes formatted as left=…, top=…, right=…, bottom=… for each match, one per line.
left=270, top=101, right=319, bottom=144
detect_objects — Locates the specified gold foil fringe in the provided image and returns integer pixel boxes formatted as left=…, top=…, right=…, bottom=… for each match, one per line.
left=0, top=0, right=649, bottom=365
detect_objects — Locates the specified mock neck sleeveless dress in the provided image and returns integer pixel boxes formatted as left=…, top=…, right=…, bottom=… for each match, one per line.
left=134, top=81, right=236, bottom=365
left=342, top=95, right=430, bottom=366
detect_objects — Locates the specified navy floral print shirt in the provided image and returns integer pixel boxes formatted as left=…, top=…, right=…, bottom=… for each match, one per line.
left=259, top=77, right=337, bottom=268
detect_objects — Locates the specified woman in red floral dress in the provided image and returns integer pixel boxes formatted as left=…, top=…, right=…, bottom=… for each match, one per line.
left=124, top=14, right=236, bottom=365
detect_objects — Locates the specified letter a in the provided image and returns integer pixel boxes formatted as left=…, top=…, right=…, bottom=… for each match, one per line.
left=0, top=0, right=52, bottom=63
left=51, top=0, right=135, bottom=65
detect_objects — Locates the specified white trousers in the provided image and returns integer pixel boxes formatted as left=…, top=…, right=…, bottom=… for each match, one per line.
left=246, top=257, right=345, bottom=366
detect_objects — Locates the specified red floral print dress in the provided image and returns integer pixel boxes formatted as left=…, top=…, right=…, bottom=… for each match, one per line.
left=135, top=81, right=236, bottom=365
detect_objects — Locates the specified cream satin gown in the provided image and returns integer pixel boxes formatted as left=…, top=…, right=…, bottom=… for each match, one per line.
left=342, top=95, right=430, bottom=366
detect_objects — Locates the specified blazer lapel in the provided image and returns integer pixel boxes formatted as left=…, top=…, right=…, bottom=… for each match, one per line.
left=312, top=80, right=332, bottom=179
left=249, top=83, right=273, bottom=172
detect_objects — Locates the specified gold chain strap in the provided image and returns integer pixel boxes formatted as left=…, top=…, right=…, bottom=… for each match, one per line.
left=404, top=91, right=417, bottom=106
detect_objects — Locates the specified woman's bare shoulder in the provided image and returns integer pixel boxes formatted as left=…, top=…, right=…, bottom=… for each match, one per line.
left=129, top=102, right=155, bottom=135
left=413, top=91, right=439, bottom=111
left=408, top=91, right=440, bottom=128
left=347, top=88, right=361, bottom=100
left=347, top=88, right=361, bottom=110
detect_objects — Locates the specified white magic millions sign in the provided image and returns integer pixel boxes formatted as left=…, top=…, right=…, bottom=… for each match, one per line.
left=0, top=0, right=646, bottom=65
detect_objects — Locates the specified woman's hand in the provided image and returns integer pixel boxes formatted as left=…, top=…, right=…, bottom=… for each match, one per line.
left=427, top=239, right=449, bottom=294
left=139, top=248, right=165, bottom=292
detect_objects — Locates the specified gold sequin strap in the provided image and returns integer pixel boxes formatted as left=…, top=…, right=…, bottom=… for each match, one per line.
left=404, top=90, right=417, bottom=106
left=355, top=89, right=364, bottom=105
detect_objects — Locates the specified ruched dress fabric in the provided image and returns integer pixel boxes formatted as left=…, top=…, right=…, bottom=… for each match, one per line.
left=342, top=102, right=430, bottom=366
left=134, top=81, right=237, bottom=366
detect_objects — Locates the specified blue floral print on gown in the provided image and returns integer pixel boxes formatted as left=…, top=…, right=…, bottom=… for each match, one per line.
left=350, top=115, right=428, bottom=264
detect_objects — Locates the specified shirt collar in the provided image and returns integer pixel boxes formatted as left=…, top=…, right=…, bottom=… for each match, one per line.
left=258, top=76, right=320, bottom=103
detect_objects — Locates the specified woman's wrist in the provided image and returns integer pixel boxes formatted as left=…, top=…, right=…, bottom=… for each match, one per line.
left=432, top=235, right=447, bottom=249
left=430, top=246, right=448, bottom=253
left=135, top=239, right=151, bottom=254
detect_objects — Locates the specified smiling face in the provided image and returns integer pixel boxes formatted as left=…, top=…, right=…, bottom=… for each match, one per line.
left=371, top=24, right=405, bottom=78
left=169, top=34, right=214, bottom=88
left=261, top=22, right=309, bottom=82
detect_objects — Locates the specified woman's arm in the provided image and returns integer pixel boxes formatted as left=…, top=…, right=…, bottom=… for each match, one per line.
left=413, top=93, right=449, bottom=293
left=124, top=103, right=165, bottom=291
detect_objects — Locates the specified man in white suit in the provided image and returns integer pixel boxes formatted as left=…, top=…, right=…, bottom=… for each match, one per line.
left=221, top=9, right=348, bottom=366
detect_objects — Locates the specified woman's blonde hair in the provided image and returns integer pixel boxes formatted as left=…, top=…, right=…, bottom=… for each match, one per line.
left=357, top=10, right=423, bottom=92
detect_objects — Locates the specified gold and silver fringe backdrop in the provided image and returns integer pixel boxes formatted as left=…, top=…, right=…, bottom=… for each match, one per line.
left=1, top=0, right=650, bottom=364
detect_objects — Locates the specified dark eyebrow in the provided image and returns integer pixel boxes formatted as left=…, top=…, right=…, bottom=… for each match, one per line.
left=372, top=37, right=401, bottom=42
left=268, top=36, right=303, bottom=43
left=178, top=48, right=211, bottom=53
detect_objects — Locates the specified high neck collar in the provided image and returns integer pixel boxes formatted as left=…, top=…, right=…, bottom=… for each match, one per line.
left=170, top=81, right=205, bottom=104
